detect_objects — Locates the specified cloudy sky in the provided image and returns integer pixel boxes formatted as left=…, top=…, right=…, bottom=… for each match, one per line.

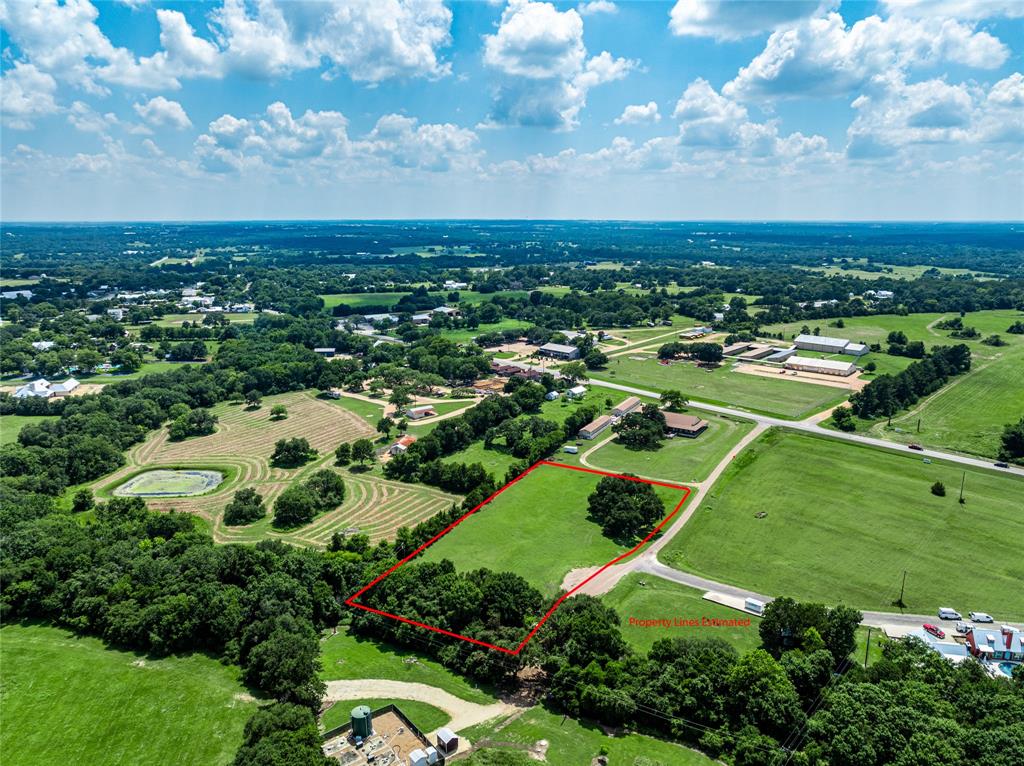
left=1, top=0, right=1022, bottom=221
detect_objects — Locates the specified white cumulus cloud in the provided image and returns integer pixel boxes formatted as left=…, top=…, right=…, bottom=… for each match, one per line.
left=880, top=1, right=1024, bottom=20
left=668, top=0, right=835, bottom=40
left=134, top=96, right=192, bottom=130
left=482, top=0, right=636, bottom=130
left=578, top=1, right=617, bottom=16
left=724, top=12, right=1009, bottom=101
left=614, top=101, right=661, bottom=125
left=0, top=62, right=59, bottom=129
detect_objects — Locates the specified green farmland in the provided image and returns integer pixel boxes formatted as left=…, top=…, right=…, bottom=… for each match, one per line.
left=587, top=410, right=755, bottom=483
left=603, top=573, right=763, bottom=654
left=0, top=414, right=56, bottom=446
left=422, top=462, right=687, bottom=597
left=0, top=623, right=257, bottom=766
left=319, top=630, right=497, bottom=704
left=463, top=706, right=715, bottom=766
left=763, top=310, right=1024, bottom=457
left=590, top=357, right=849, bottom=418
left=660, top=430, right=1024, bottom=620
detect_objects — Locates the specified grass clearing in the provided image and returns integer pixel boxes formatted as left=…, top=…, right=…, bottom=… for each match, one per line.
left=0, top=623, right=257, bottom=766
left=421, top=462, right=686, bottom=598
left=587, top=410, right=755, bottom=483
left=463, top=706, right=715, bottom=766
left=603, top=574, right=762, bottom=654
left=321, top=699, right=450, bottom=733
left=659, top=429, right=1024, bottom=620
left=0, top=414, right=56, bottom=445
left=591, top=357, right=848, bottom=419
left=319, top=631, right=497, bottom=705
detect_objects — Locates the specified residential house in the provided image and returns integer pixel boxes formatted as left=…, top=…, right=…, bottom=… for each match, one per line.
left=313, top=347, right=336, bottom=357
left=566, top=384, right=587, bottom=399
left=388, top=435, right=418, bottom=456
left=663, top=412, right=709, bottom=437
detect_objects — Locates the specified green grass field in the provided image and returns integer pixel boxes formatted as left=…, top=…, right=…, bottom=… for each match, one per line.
left=603, top=574, right=763, bottom=654
left=320, top=292, right=411, bottom=309
left=0, top=414, right=56, bottom=445
left=0, top=623, right=257, bottom=766
left=462, top=706, right=716, bottom=766
left=763, top=310, right=1024, bottom=457
left=421, top=462, right=686, bottom=597
left=319, top=631, right=497, bottom=704
left=438, top=319, right=531, bottom=343
left=153, top=313, right=257, bottom=327
left=660, top=429, right=1024, bottom=620
left=591, top=357, right=848, bottom=419
left=321, top=699, right=450, bottom=733
left=587, top=410, right=755, bottom=483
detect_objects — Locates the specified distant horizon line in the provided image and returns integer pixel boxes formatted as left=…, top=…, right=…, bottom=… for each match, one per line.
left=2, top=218, right=1021, bottom=225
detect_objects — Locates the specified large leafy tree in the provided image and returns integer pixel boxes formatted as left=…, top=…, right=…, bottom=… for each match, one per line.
left=586, top=474, right=665, bottom=542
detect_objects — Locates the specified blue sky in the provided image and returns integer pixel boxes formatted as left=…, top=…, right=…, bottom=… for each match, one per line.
left=1, top=0, right=1022, bottom=220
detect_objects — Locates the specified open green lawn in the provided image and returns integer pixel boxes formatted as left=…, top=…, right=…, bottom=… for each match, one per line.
left=797, top=260, right=984, bottom=281
left=603, top=573, right=763, bottom=654
left=319, top=631, right=497, bottom=704
left=591, top=357, right=848, bottom=419
left=89, top=360, right=202, bottom=381
left=320, top=292, right=411, bottom=309
left=153, top=313, right=257, bottom=326
left=422, top=462, right=686, bottom=597
left=439, top=319, right=532, bottom=343
left=321, top=699, right=450, bottom=733
left=660, top=429, right=1024, bottom=620
left=763, top=310, right=1024, bottom=457
left=587, top=410, right=755, bottom=483
left=0, top=414, right=56, bottom=445
left=603, top=573, right=885, bottom=666
left=463, top=706, right=716, bottom=766
left=0, top=623, right=257, bottom=766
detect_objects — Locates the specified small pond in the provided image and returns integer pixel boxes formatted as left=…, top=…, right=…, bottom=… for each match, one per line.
left=114, top=469, right=224, bottom=497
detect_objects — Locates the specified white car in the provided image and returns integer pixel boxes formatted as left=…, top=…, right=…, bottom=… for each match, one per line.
left=969, top=611, right=994, bottom=623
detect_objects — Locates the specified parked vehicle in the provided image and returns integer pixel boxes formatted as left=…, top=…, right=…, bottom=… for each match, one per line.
left=969, top=611, right=994, bottom=623
left=923, top=623, right=946, bottom=639
left=994, top=462, right=1009, bottom=468
left=955, top=622, right=971, bottom=634
left=938, top=607, right=962, bottom=620
left=908, top=443, right=924, bottom=451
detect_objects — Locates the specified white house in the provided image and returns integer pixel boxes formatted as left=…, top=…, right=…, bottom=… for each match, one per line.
left=566, top=384, right=587, bottom=399
left=31, top=341, right=56, bottom=351
left=443, top=280, right=468, bottom=290
left=13, top=379, right=52, bottom=398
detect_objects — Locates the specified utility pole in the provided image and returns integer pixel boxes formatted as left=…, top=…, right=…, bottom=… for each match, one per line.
left=916, top=418, right=921, bottom=433
left=864, top=627, right=872, bottom=669
left=897, top=570, right=907, bottom=610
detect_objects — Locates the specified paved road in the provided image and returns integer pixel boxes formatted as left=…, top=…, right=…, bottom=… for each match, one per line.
left=587, top=378, right=1024, bottom=477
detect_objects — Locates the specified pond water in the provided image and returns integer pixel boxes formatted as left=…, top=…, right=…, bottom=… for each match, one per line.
left=114, top=469, right=224, bottom=497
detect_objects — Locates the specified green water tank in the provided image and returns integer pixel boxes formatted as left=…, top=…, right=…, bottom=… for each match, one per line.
left=350, top=705, right=372, bottom=739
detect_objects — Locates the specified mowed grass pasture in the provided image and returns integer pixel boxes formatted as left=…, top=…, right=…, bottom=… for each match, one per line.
left=660, top=430, right=1024, bottom=620
left=319, top=631, right=497, bottom=704
left=0, top=623, right=257, bottom=766
left=462, top=706, right=716, bottom=766
left=763, top=310, right=1024, bottom=458
left=421, top=462, right=688, bottom=597
left=0, top=414, right=56, bottom=445
left=590, top=355, right=849, bottom=418
left=587, top=410, right=755, bottom=483
left=92, top=390, right=457, bottom=546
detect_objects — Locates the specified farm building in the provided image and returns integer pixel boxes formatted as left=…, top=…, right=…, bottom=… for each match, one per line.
left=388, top=435, right=417, bottom=455
left=13, top=378, right=80, bottom=399
left=432, top=305, right=461, bottom=318
left=538, top=342, right=580, bottom=360
left=411, top=313, right=432, bottom=325
left=679, top=326, right=713, bottom=339
left=444, top=280, right=468, bottom=290
left=566, top=384, right=587, bottom=399
left=363, top=312, right=399, bottom=324
left=764, top=346, right=797, bottom=363
left=663, top=412, right=709, bottom=437
left=793, top=334, right=869, bottom=356
left=612, top=396, right=642, bottom=417
left=404, top=405, right=438, bottom=420
left=722, top=342, right=753, bottom=356
left=545, top=390, right=560, bottom=401
left=784, top=357, right=857, bottom=377
left=579, top=415, right=613, bottom=439
left=313, top=347, right=336, bottom=357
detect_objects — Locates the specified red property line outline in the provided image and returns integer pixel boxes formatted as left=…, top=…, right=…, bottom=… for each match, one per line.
left=345, top=459, right=691, bottom=655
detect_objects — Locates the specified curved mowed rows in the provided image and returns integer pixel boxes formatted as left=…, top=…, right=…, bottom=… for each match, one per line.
left=92, top=390, right=458, bottom=547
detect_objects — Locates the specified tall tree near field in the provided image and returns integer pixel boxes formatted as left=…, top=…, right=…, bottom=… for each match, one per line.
left=351, top=438, right=375, bottom=466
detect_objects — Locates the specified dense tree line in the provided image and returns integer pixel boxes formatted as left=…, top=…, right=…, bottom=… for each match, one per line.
left=849, top=344, right=971, bottom=418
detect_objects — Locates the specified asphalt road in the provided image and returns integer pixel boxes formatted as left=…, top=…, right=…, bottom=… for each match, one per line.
left=587, top=378, right=1024, bottom=478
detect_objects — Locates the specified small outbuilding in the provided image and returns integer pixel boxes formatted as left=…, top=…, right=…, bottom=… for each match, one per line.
left=405, top=405, right=438, bottom=420
left=435, top=728, right=459, bottom=756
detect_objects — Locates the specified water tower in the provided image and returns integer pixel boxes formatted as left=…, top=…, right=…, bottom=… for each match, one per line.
left=350, top=705, right=372, bottom=739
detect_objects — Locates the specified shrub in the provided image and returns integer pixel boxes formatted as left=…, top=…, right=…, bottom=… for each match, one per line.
left=931, top=481, right=946, bottom=497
